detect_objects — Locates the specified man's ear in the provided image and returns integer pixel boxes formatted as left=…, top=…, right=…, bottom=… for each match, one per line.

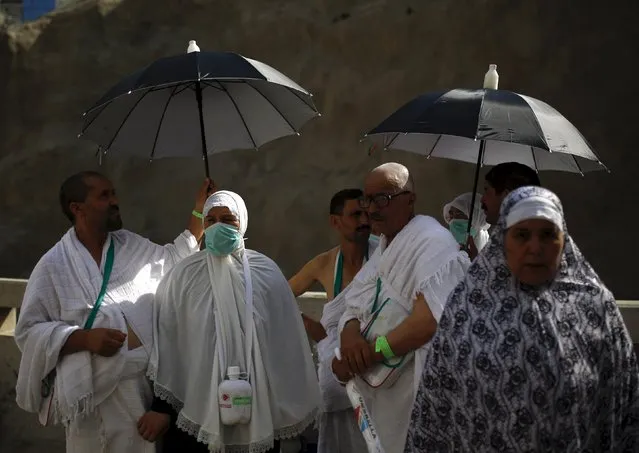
left=69, top=202, right=83, bottom=219
left=408, top=192, right=417, bottom=206
left=329, top=214, right=340, bottom=229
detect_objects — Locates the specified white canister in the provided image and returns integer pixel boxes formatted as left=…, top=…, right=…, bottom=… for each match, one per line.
left=483, top=64, right=499, bottom=89
left=218, top=366, right=252, bottom=425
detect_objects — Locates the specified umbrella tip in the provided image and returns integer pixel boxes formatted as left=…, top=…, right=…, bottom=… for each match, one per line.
left=187, top=40, right=200, bottom=53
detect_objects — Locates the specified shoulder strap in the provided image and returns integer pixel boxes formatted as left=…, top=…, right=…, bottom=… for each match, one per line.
left=84, top=239, right=115, bottom=330
left=333, top=249, right=343, bottom=297
left=242, top=253, right=254, bottom=381
left=371, top=277, right=382, bottom=313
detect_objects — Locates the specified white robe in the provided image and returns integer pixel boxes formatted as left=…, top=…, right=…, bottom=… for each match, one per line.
left=334, top=215, right=470, bottom=453
left=149, top=249, right=320, bottom=453
left=316, top=237, right=379, bottom=453
left=14, top=228, right=198, bottom=453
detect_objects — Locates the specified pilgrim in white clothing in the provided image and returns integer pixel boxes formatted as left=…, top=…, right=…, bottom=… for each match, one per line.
left=149, top=191, right=320, bottom=453
left=332, top=215, right=470, bottom=453
left=15, top=227, right=199, bottom=453
left=315, top=236, right=379, bottom=453
left=443, top=192, right=490, bottom=252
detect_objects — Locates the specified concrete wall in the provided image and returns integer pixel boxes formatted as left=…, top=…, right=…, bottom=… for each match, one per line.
left=1, top=278, right=638, bottom=452
left=1, top=0, right=639, bottom=300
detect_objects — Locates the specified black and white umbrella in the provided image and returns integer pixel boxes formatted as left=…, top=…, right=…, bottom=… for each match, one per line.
left=365, top=88, right=607, bottom=174
left=80, top=41, right=320, bottom=177
left=364, top=71, right=607, bottom=240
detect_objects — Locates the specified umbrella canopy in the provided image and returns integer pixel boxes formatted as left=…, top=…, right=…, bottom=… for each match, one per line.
left=365, top=88, right=607, bottom=174
left=80, top=42, right=320, bottom=176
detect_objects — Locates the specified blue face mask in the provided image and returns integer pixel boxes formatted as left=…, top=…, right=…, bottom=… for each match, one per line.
left=204, top=223, right=242, bottom=256
left=449, top=219, right=477, bottom=245
left=369, top=234, right=380, bottom=242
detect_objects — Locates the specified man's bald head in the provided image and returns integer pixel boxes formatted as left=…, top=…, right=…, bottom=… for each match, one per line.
left=366, top=162, right=415, bottom=193
left=362, top=162, right=416, bottom=241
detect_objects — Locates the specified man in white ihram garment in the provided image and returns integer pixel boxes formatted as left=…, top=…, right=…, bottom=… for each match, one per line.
left=14, top=170, right=211, bottom=453
left=148, top=190, right=320, bottom=453
left=327, top=162, right=471, bottom=453
left=289, top=188, right=378, bottom=453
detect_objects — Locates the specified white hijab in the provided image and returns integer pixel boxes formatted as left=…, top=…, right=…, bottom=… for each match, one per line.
left=149, top=191, right=319, bottom=452
left=204, top=190, right=249, bottom=237
left=443, top=192, right=490, bottom=251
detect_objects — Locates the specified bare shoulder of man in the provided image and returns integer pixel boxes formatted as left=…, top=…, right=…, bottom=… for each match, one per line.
left=314, top=247, right=340, bottom=296
left=289, top=248, right=335, bottom=297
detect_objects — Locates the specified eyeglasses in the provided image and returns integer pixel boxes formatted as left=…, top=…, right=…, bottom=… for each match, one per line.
left=359, top=191, right=411, bottom=209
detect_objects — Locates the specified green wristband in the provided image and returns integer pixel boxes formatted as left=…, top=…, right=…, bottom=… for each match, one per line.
left=375, top=336, right=395, bottom=360
left=192, top=209, right=203, bottom=220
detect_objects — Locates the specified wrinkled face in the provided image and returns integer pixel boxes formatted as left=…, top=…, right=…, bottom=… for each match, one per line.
left=361, top=173, right=415, bottom=239
left=505, top=218, right=564, bottom=286
left=330, top=199, right=370, bottom=243
left=481, top=181, right=507, bottom=225
left=447, top=206, right=468, bottom=222
left=71, top=176, right=122, bottom=232
left=204, top=206, right=240, bottom=230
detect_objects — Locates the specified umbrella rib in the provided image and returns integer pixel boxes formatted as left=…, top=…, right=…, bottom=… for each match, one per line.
left=385, top=132, right=400, bottom=150
left=530, top=146, right=540, bottom=172
left=517, top=96, right=552, bottom=152
left=571, top=154, right=585, bottom=176
left=105, top=89, right=152, bottom=152
left=284, top=85, right=317, bottom=111
left=81, top=102, right=110, bottom=134
left=474, top=90, right=488, bottom=141
left=219, top=83, right=258, bottom=149
left=174, top=84, right=193, bottom=96
left=149, top=84, right=182, bottom=162
left=246, top=82, right=299, bottom=134
left=425, top=134, right=442, bottom=158
left=201, top=81, right=224, bottom=91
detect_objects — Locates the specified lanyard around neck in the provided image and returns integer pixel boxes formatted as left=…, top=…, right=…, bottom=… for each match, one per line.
left=241, top=253, right=254, bottom=381
left=333, top=242, right=370, bottom=297
left=84, top=239, right=115, bottom=330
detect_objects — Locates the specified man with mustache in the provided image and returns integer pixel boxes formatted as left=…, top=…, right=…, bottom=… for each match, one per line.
left=14, top=170, right=211, bottom=453
left=289, top=188, right=378, bottom=453
left=462, top=162, right=541, bottom=259
left=326, top=162, right=470, bottom=453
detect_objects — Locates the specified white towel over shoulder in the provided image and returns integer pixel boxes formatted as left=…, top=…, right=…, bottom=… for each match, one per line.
left=14, top=227, right=198, bottom=426
left=332, top=215, right=470, bottom=453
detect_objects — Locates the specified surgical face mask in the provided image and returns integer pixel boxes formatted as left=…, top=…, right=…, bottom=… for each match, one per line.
left=369, top=234, right=381, bottom=242
left=449, top=219, right=476, bottom=245
left=205, top=223, right=242, bottom=256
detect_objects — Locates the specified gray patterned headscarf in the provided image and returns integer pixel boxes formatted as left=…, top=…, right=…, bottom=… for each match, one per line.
left=404, top=186, right=639, bottom=453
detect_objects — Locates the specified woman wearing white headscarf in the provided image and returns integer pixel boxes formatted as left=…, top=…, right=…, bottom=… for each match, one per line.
left=406, top=186, right=639, bottom=452
left=442, top=192, right=490, bottom=253
left=147, top=190, right=320, bottom=453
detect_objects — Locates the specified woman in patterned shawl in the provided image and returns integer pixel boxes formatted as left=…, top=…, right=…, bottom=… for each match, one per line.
left=404, top=186, right=639, bottom=452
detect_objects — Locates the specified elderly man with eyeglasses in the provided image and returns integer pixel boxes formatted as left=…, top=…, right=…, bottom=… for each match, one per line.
left=322, top=162, right=470, bottom=453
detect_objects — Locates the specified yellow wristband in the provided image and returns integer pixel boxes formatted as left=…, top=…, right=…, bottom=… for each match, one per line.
left=375, top=336, right=395, bottom=360
left=192, top=210, right=203, bottom=219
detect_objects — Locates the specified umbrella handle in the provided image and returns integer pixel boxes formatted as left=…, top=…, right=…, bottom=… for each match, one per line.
left=467, top=140, right=486, bottom=241
left=195, top=79, right=211, bottom=179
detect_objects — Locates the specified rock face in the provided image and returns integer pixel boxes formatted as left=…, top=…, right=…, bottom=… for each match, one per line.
left=0, top=0, right=637, bottom=297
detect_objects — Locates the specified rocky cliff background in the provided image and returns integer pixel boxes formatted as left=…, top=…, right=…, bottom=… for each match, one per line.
left=1, top=0, right=638, bottom=297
